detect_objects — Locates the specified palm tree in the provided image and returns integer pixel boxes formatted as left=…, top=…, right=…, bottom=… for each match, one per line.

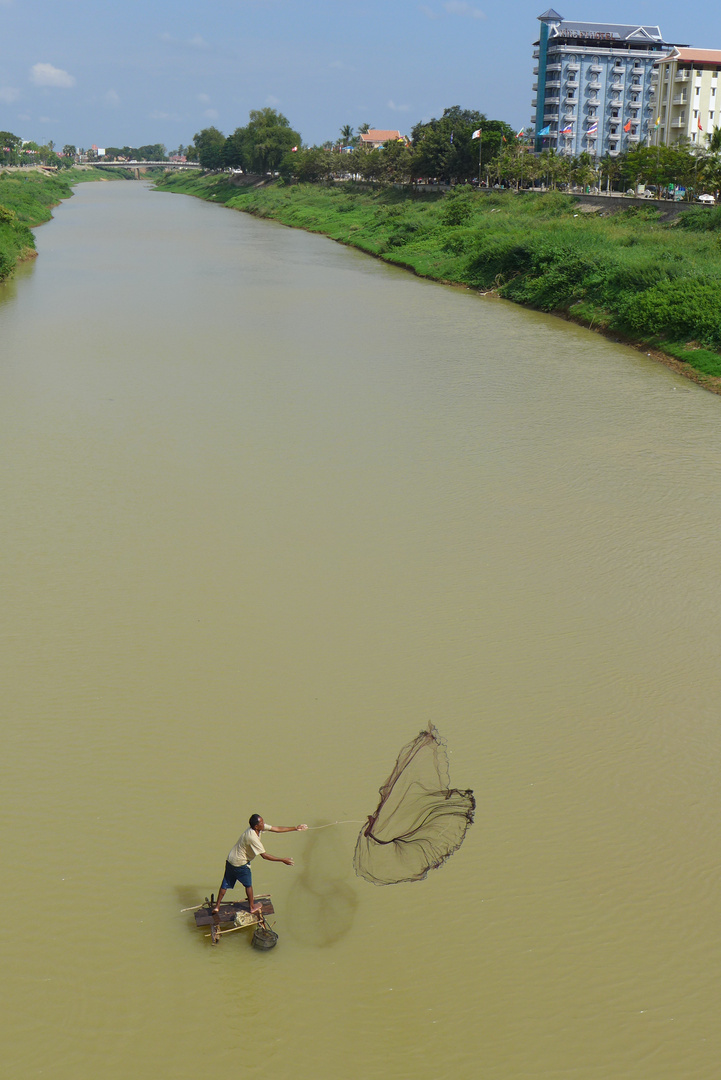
left=339, top=124, right=354, bottom=145
left=707, top=126, right=721, bottom=155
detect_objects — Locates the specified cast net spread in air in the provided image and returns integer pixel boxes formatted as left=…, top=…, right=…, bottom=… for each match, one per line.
left=353, top=724, right=475, bottom=886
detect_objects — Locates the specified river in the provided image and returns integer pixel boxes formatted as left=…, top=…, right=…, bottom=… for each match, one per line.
left=2, top=179, right=720, bottom=1079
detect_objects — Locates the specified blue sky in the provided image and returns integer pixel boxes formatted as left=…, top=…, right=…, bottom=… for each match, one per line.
left=1, top=0, right=719, bottom=150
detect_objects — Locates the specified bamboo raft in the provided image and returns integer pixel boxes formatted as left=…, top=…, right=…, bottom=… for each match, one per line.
left=194, top=894, right=275, bottom=945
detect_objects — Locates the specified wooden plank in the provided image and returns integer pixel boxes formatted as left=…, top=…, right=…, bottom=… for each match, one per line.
left=194, top=896, right=274, bottom=927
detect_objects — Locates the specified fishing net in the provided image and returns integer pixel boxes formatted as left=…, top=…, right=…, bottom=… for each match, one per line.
left=353, top=724, right=475, bottom=886
left=252, top=922, right=279, bottom=950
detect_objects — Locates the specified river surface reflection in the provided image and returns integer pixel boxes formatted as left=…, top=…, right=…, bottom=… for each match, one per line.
left=2, top=180, right=720, bottom=1080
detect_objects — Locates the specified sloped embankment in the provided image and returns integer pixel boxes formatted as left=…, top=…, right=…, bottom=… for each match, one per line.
left=156, top=173, right=721, bottom=391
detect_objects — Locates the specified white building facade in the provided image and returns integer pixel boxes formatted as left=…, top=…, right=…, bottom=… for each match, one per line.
left=532, top=9, right=672, bottom=156
left=652, top=49, right=721, bottom=147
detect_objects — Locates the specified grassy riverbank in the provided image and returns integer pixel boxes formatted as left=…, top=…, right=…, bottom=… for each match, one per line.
left=156, top=172, right=721, bottom=389
left=0, top=167, right=128, bottom=282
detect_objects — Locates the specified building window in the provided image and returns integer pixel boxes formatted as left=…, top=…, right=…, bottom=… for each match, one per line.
left=711, top=111, right=715, bottom=121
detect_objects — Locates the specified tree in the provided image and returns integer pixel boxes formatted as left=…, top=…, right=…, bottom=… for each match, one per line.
left=62, top=144, right=77, bottom=161
left=0, top=131, right=22, bottom=165
left=707, top=126, right=721, bottom=155
left=411, top=107, right=514, bottom=184
left=339, top=124, right=354, bottom=146
left=281, top=147, right=335, bottom=183
left=191, top=127, right=226, bottom=170
left=241, top=108, right=301, bottom=173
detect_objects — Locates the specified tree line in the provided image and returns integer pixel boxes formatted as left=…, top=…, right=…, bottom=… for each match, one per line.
left=189, top=106, right=721, bottom=195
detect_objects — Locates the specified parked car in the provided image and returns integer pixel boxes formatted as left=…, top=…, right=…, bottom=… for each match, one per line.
left=697, top=193, right=716, bottom=204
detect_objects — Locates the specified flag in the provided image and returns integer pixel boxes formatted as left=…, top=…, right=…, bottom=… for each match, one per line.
left=516, top=128, right=524, bottom=139
left=587, top=122, right=598, bottom=135
left=291, top=146, right=298, bottom=152
left=560, top=124, right=574, bottom=134
left=624, top=120, right=631, bottom=132
left=502, top=135, right=507, bottom=142
left=655, top=116, right=660, bottom=127
left=539, top=125, right=551, bottom=136
left=698, top=117, right=704, bottom=131
left=471, top=129, right=481, bottom=139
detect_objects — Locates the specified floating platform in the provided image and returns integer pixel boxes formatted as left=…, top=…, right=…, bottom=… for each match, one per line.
left=194, top=895, right=274, bottom=945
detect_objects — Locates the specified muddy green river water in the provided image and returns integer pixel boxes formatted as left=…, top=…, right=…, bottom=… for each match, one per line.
left=2, top=180, right=720, bottom=1079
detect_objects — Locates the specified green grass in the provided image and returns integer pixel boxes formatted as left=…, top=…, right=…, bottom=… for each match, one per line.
left=155, top=174, right=721, bottom=382
left=0, top=167, right=127, bottom=281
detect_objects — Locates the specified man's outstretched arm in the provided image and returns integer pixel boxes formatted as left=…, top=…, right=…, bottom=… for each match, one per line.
left=266, top=824, right=307, bottom=833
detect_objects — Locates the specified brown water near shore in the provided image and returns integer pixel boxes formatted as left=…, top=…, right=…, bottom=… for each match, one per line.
left=2, top=180, right=721, bottom=1080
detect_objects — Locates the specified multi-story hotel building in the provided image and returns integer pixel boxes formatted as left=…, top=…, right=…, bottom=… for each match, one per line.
left=532, top=9, right=672, bottom=156
left=652, top=49, right=721, bottom=146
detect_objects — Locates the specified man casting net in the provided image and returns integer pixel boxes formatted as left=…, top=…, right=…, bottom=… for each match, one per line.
left=353, top=724, right=475, bottom=886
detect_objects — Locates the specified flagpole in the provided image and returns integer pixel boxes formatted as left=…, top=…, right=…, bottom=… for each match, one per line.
left=478, top=130, right=482, bottom=187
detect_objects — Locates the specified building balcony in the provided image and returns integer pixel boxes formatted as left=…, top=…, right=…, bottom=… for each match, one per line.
left=545, top=96, right=560, bottom=105
left=628, top=133, right=640, bottom=142
left=587, top=96, right=600, bottom=106
left=543, top=113, right=559, bottom=122
left=531, top=114, right=537, bottom=123
left=563, top=111, right=576, bottom=121
left=671, top=117, right=686, bottom=127
left=672, top=95, right=687, bottom=105
left=567, top=62, right=580, bottom=71
left=546, top=62, right=562, bottom=72
left=609, top=132, right=621, bottom=141
left=611, top=81, right=624, bottom=91
left=588, top=64, right=602, bottom=74
left=675, top=71, right=691, bottom=82
left=545, top=80, right=561, bottom=89
left=531, top=97, right=537, bottom=107
left=532, top=82, right=538, bottom=90
left=533, top=66, right=539, bottom=75
left=533, top=49, right=539, bottom=58
left=588, top=81, right=601, bottom=90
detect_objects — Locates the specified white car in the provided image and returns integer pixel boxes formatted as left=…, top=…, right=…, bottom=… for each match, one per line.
left=697, top=193, right=715, bottom=204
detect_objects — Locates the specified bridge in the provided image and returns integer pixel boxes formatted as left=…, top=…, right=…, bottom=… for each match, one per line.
left=93, top=160, right=201, bottom=173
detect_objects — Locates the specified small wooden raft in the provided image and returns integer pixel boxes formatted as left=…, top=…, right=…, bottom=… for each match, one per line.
left=194, top=895, right=274, bottom=945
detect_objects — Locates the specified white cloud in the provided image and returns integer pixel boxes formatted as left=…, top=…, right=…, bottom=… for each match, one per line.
left=0, top=86, right=20, bottom=103
left=160, top=31, right=210, bottom=49
left=203, top=108, right=218, bottom=119
left=198, top=93, right=211, bottom=104
left=105, top=89, right=120, bottom=107
left=30, top=63, right=76, bottom=88
left=388, top=99, right=411, bottom=112
left=444, top=1, right=486, bottom=18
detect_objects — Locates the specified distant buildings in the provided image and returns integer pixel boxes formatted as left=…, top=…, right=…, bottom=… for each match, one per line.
left=359, top=129, right=405, bottom=149
left=531, top=9, right=672, bottom=156
left=652, top=49, right=721, bottom=146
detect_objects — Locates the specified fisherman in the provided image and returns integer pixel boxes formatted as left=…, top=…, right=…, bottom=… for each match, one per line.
left=212, top=814, right=307, bottom=915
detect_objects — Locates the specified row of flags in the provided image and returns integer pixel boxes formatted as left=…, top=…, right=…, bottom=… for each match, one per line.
left=471, top=128, right=526, bottom=140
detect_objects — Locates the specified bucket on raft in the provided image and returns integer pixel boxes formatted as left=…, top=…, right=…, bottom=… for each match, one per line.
left=252, top=923, right=278, bottom=951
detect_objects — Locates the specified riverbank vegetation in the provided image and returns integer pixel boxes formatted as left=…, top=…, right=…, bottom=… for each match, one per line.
left=0, top=167, right=125, bottom=282
left=155, top=172, right=721, bottom=384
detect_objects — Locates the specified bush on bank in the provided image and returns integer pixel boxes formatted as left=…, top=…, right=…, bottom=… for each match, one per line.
left=155, top=174, right=721, bottom=379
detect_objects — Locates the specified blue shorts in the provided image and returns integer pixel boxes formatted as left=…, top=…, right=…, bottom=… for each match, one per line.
left=222, top=861, right=252, bottom=890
